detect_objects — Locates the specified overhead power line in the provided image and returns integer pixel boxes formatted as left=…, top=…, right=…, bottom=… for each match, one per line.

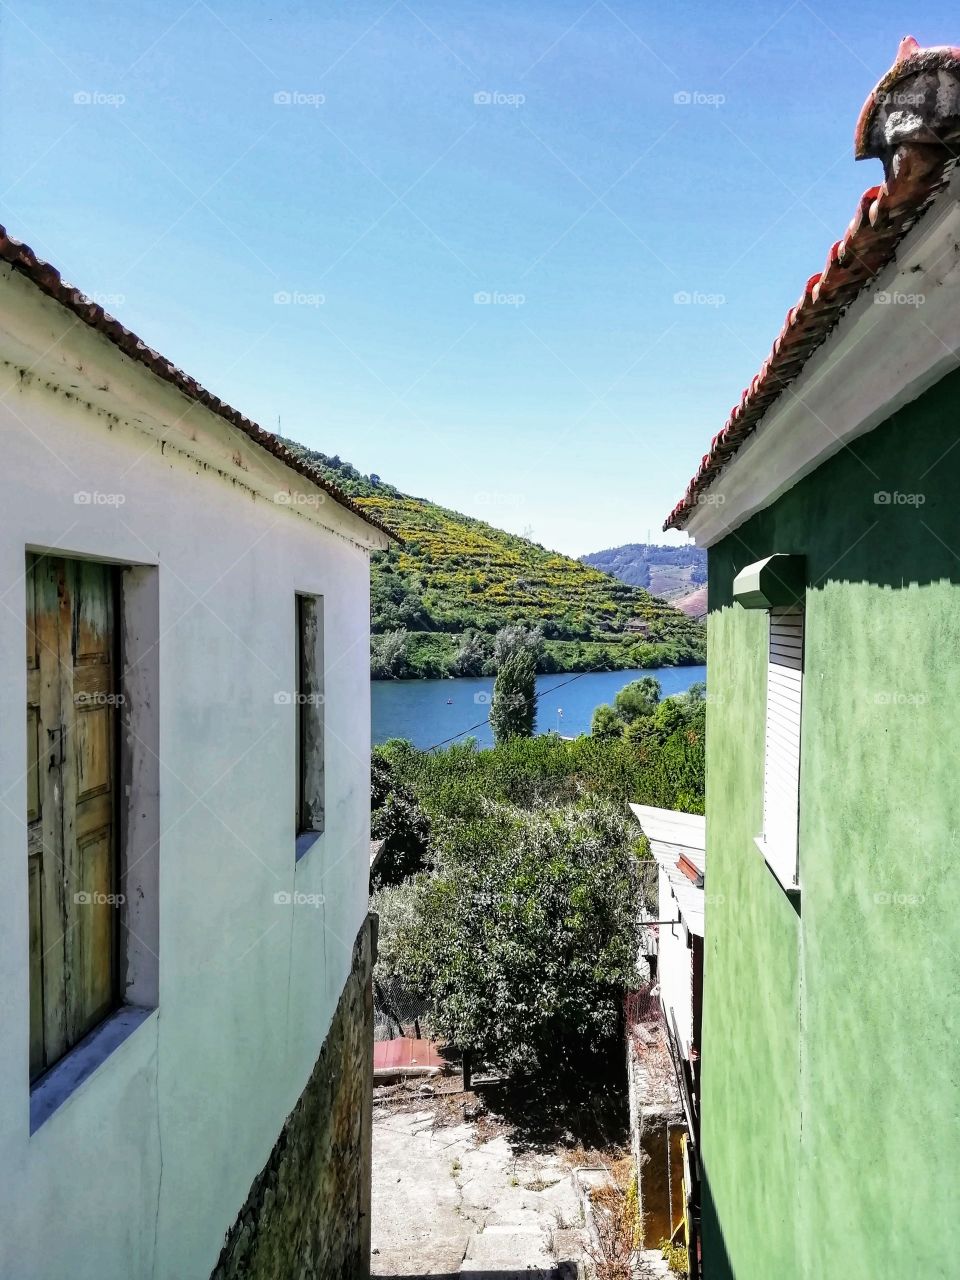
left=424, top=661, right=633, bottom=752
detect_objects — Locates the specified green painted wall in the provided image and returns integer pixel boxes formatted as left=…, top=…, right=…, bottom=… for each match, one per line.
left=701, top=366, right=960, bottom=1280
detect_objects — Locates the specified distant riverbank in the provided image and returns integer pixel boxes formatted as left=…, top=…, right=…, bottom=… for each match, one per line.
left=372, top=664, right=707, bottom=750
left=371, top=630, right=705, bottom=680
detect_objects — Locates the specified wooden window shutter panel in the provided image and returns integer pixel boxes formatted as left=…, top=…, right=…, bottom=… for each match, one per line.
left=27, top=555, right=120, bottom=1080
left=297, top=595, right=324, bottom=836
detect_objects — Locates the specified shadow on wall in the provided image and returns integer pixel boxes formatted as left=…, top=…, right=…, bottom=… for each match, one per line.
left=705, top=365, right=960, bottom=614
left=700, top=1165, right=737, bottom=1280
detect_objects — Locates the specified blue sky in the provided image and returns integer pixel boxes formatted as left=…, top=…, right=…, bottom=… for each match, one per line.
left=3, top=2, right=953, bottom=555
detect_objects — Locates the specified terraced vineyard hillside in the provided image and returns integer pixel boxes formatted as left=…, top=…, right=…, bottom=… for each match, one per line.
left=581, top=542, right=707, bottom=608
left=282, top=439, right=705, bottom=677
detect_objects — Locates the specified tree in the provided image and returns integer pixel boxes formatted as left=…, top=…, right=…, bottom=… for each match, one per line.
left=395, top=800, right=641, bottom=1072
left=370, top=628, right=409, bottom=678
left=651, top=696, right=686, bottom=739
left=613, top=676, right=661, bottom=725
left=490, top=647, right=536, bottom=744
left=591, top=703, right=622, bottom=739
left=451, top=629, right=488, bottom=677
left=492, top=623, right=544, bottom=669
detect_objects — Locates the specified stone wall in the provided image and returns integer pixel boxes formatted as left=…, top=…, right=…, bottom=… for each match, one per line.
left=626, top=1023, right=684, bottom=1248
left=210, top=917, right=374, bottom=1280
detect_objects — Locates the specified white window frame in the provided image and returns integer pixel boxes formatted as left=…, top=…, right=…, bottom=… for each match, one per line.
left=755, top=606, right=803, bottom=893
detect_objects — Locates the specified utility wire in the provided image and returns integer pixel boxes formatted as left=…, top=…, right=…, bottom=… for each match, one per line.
left=425, top=661, right=632, bottom=752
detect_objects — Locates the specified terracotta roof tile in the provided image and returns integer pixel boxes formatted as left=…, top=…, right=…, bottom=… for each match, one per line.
left=0, top=227, right=399, bottom=543
left=665, top=37, right=960, bottom=532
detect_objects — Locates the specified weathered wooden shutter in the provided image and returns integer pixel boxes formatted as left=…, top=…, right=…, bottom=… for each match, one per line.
left=296, top=595, right=324, bottom=836
left=26, top=555, right=120, bottom=1080
left=762, top=607, right=803, bottom=886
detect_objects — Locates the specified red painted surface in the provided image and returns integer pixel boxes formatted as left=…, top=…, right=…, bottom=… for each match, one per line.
left=373, top=1038, right=447, bottom=1073
left=678, top=853, right=704, bottom=886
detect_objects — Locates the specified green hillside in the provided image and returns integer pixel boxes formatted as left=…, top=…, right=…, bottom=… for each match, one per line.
left=281, top=439, right=705, bottom=677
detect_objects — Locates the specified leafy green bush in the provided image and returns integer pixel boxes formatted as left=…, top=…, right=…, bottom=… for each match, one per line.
left=391, top=799, right=642, bottom=1071
left=370, top=755, right=431, bottom=888
left=369, top=717, right=705, bottom=1072
left=614, top=676, right=661, bottom=724
left=377, top=720, right=705, bottom=826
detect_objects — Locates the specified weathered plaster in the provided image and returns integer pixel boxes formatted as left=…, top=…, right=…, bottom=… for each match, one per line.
left=0, top=326, right=375, bottom=1276
left=701, top=365, right=960, bottom=1279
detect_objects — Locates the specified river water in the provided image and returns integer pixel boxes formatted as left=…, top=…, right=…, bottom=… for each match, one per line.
left=371, top=664, right=707, bottom=749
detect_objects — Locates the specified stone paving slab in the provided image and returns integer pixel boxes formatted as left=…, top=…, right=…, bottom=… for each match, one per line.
left=371, top=1106, right=588, bottom=1278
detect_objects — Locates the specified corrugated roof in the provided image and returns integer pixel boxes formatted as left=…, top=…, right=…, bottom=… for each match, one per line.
left=0, top=225, right=399, bottom=543
left=630, top=803, right=706, bottom=936
left=665, top=37, right=960, bottom=532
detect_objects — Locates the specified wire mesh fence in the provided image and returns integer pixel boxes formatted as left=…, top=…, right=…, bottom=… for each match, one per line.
left=373, top=970, right=432, bottom=1041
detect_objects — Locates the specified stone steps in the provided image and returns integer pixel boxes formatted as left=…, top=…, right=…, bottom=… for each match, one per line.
left=633, top=1247, right=674, bottom=1278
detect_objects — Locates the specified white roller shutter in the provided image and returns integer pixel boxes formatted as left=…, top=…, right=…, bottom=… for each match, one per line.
left=762, top=608, right=803, bottom=887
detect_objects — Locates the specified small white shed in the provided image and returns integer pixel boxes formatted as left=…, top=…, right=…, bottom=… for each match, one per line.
left=630, top=803, right=706, bottom=1065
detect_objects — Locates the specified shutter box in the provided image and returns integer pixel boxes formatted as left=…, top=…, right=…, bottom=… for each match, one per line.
left=734, top=554, right=805, bottom=610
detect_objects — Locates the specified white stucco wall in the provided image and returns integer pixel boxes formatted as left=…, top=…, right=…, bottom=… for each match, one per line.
left=0, top=269, right=386, bottom=1279
left=657, top=869, right=694, bottom=1060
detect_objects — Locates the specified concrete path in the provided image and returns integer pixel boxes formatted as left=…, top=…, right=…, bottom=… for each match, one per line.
left=371, top=1107, right=588, bottom=1279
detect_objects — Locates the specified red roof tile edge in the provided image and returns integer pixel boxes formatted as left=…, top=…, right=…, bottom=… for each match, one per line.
left=664, top=37, right=960, bottom=533
left=0, top=226, right=399, bottom=544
